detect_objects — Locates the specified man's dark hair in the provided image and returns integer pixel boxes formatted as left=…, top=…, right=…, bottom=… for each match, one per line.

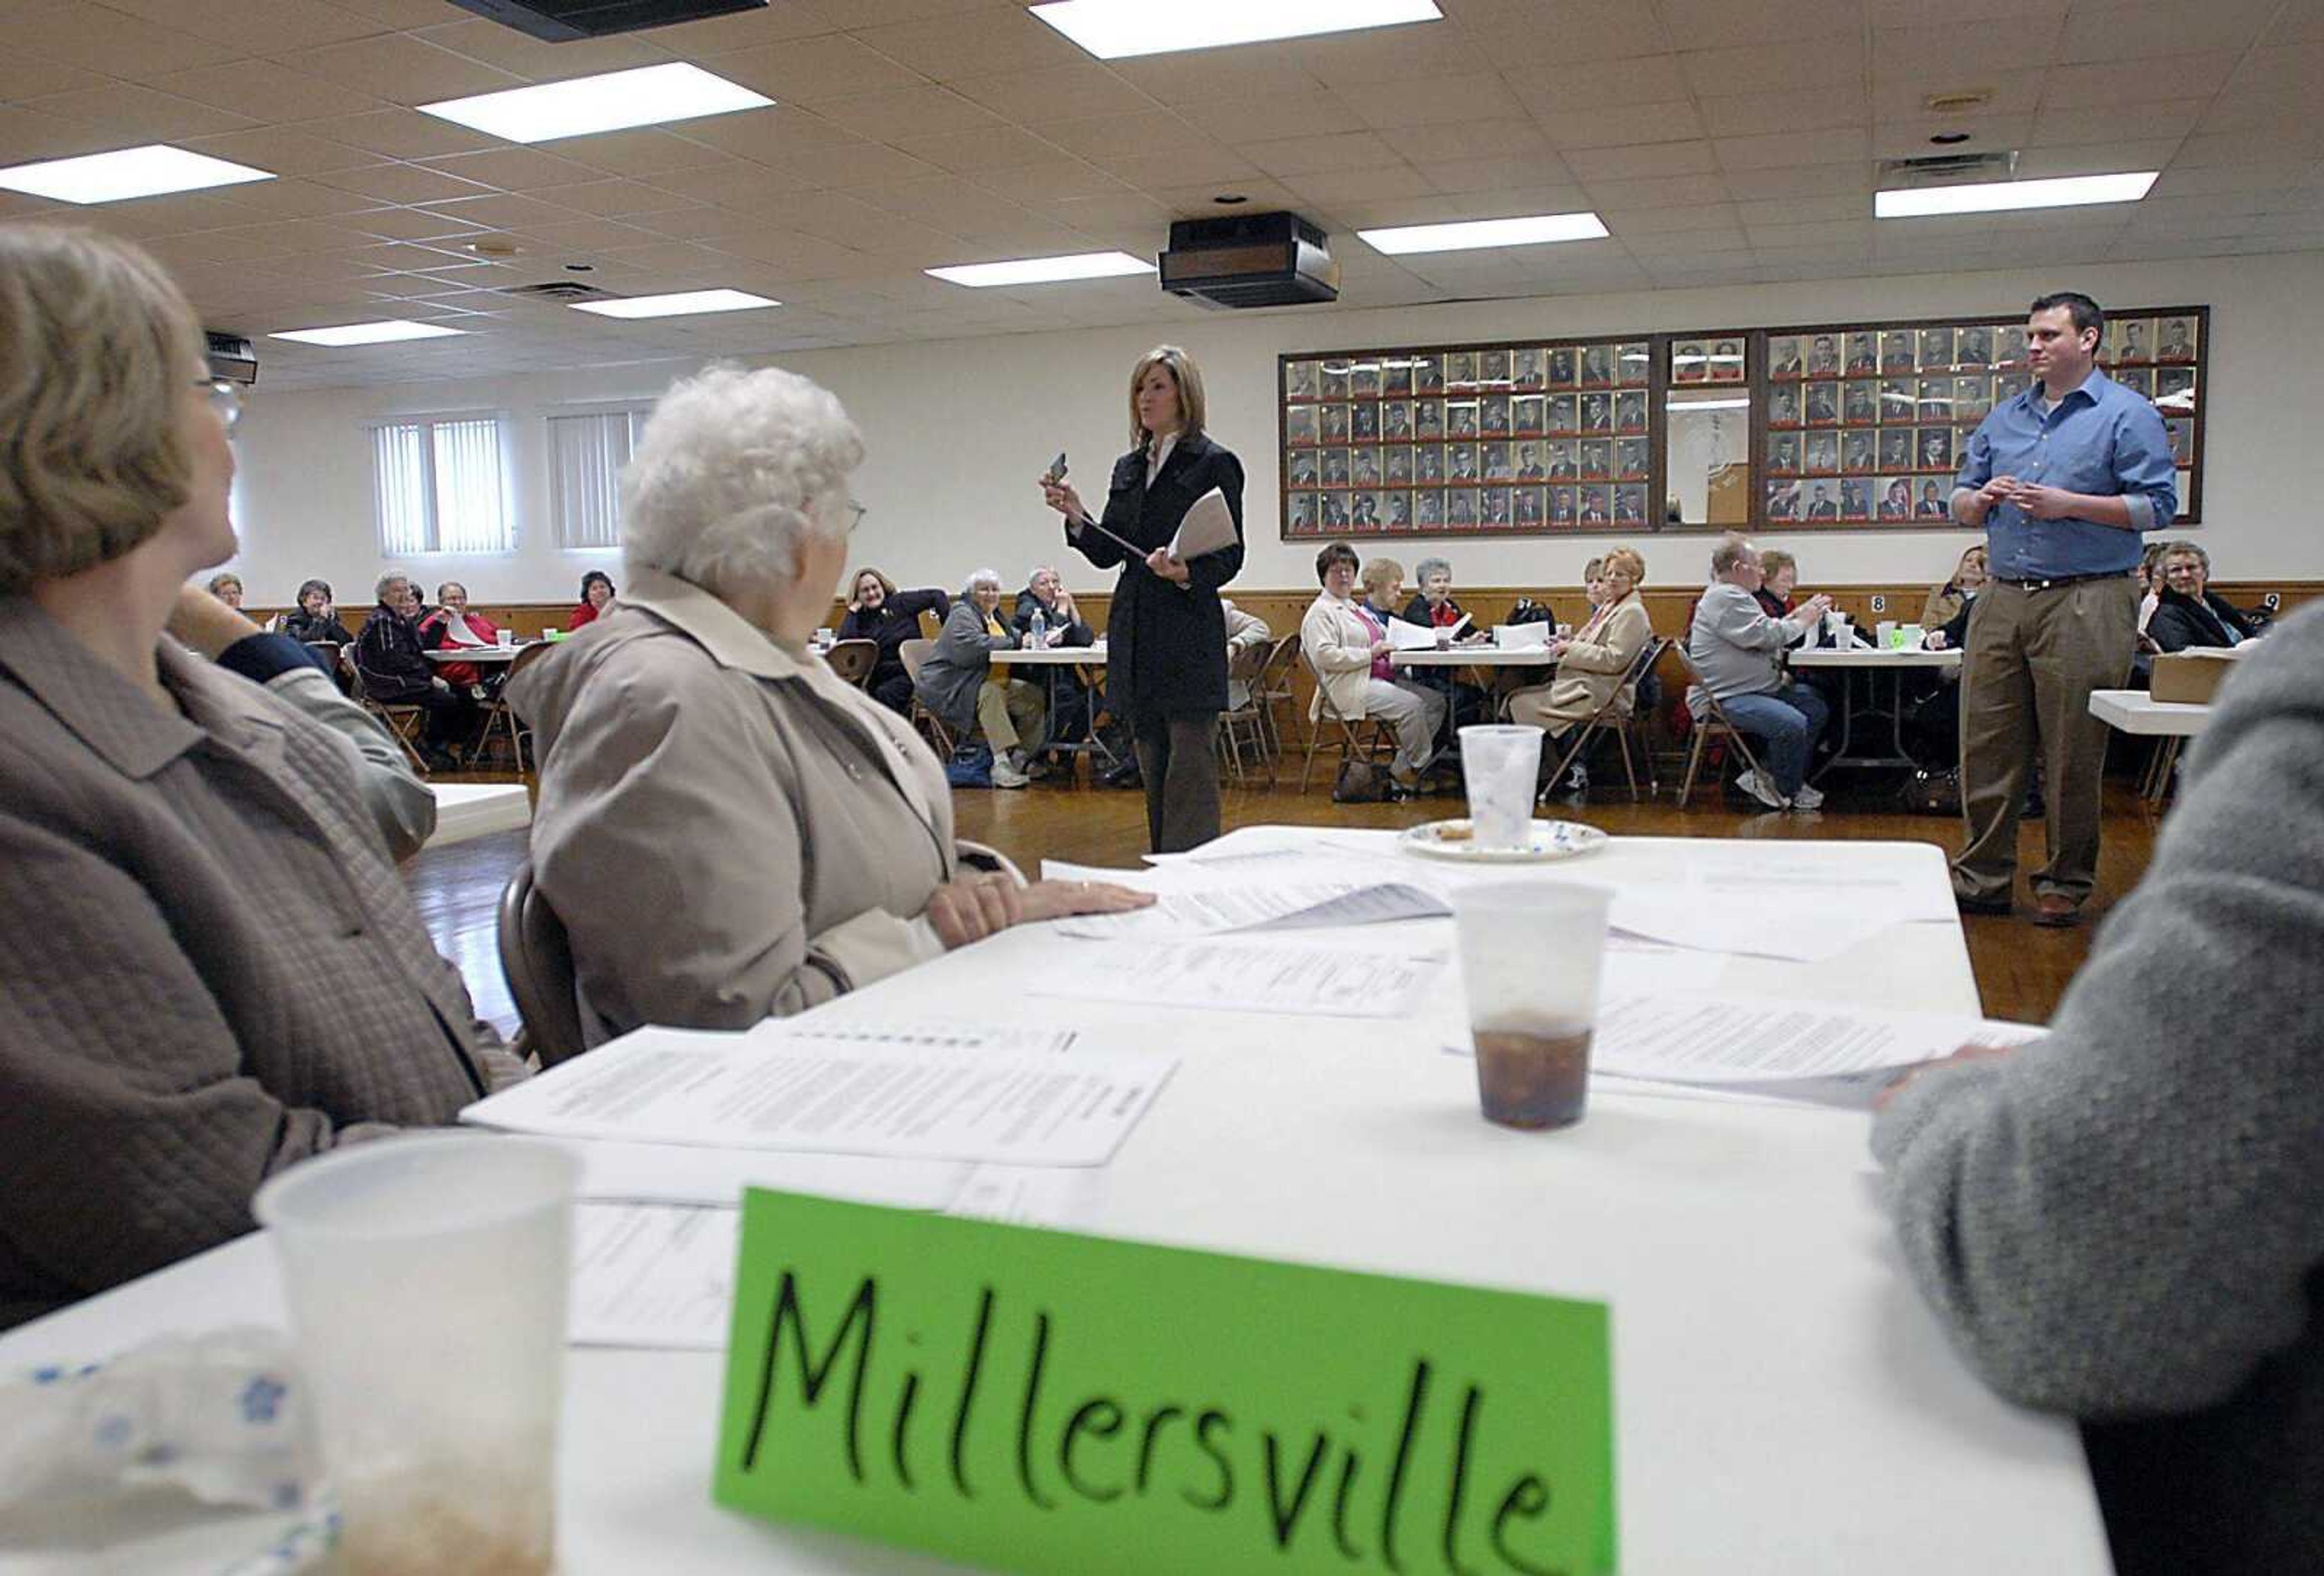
left=2030, top=291, right=2105, bottom=337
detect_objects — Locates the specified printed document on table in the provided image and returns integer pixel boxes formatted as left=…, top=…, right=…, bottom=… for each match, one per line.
left=1584, top=993, right=2046, bottom=1083
left=569, top=1202, right=738, bottom=1350
left=1048, top=880, right=1446, bottom=939
left=1387, top=617, right=1442, bottom=651
left=550, top=1137, right=970, bottom=1210
left=1167, top=487, right=1238, bottom=560
left=1029, top=937, right=1440, bottom=1017
left=461, top=1022, right=1175, bottom=1167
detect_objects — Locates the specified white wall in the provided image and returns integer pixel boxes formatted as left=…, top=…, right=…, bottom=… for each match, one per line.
left=226, top=251, right=2324, bottom=607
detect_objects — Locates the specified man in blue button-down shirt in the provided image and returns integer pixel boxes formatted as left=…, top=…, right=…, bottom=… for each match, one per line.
left=1949, top=292, right=2178, bottom=925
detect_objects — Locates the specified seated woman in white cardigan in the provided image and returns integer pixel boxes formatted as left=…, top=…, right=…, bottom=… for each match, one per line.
left=1505, top=545, right=1655, bottom=795
left=1299, top=540, right=1445, bottom=793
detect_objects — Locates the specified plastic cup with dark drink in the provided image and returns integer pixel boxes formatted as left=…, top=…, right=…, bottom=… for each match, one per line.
left=1452, top=881, right=1614, bottom=1129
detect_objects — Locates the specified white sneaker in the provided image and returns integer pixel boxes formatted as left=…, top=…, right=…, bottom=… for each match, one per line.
left=1735, top=768, right=1789, bottom=810
left=990, top=758, right=1030, bottom=789
left=1790, top=783, right=1825, bottom=811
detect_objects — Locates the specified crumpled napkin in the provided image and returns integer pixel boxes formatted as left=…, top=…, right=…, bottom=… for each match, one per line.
left=0, top=1328, right=319, bottom=1515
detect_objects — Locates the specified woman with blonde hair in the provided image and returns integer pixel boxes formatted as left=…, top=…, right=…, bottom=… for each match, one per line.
left=1039, top=344, right=1246, bottom=852
left=0, top=226, right=519, bottom=1325
left=1921, top=543, right=1988, bottom=629
left=1507, top=546, right=1655, bottom=796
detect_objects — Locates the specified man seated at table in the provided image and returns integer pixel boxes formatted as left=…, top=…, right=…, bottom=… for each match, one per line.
left=1302, top=542, right=1444, bottom=796
left=1873, top=602, right=2324, bottom=1575
left=1010, top=563, right=1095, bottom=770
left=1684, top=536, right=1834, bottom=811
left=352, top=570, right=474, bottom=771
left=2147, top=541, right=2268, bottom=652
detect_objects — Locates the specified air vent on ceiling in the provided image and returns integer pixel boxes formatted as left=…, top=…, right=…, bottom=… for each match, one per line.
left=446, top=0, right=765, bottom=42
left=498, top=280, right=621, bottom=304
left=1879, top=149, right=2018, bottom=188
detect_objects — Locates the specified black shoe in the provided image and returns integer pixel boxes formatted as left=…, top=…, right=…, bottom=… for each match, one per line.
left=422, top=746, right=460, bottom=773
left=1954, top=888, right=2012, bottom=916
left=1097, top=762, right=1142, bottom=789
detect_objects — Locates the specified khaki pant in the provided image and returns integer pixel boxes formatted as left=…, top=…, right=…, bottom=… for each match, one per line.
left=1954, top=575, right=2139, bottom=904
left=976, top=677, right=1046, bottom=754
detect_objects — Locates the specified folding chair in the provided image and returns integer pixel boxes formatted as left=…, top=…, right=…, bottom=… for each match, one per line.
left=1217, top=639, right=1275, bottom=786
left=897, top=637, right=957, bottom=756
left=497, top=859, right=586, bottom=1069
left=1297, top=650, right=1396, bottom=792
left=1673, top=642, right=1778, bottom=806
left=1538, top=636, right=1669, bottom=804
left=822, top=637, right=878, bottom=689
left=499, top=643, right=553, bottom=804
left=1252, top=631, right=1304, bottom=760
left=345, top=664, right=430, bottom=775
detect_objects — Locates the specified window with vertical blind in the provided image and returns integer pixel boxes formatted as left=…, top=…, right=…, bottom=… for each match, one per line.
left=368, top=413, right=513, bottom=556
left=545, top=407, right=649, bottom=550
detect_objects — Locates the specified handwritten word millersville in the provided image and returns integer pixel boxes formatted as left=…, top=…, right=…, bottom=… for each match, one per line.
left=735, top=1273, right=1573, bottom=1575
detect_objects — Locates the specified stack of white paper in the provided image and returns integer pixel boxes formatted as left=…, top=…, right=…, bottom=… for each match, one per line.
left=1167, top=487, right=1239, bottom=560
left=1387, top=617, right=1442, bottom=651
left=1029, top=937, right=1442, bottom=1017
left=1583, top=993, right=2045, bottom=1085
left=1492, top=622, right=1551, bottom=650
left=462, top=1021, right=1175, bottom=1167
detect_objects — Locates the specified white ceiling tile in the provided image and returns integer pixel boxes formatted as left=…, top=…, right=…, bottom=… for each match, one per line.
left=1718, top=128, right=1872, bottom=172
left=110, top=0, right=389, bottom=54
left=1576, top=170, right=1732, bottom=207
left=528, top=178, right=703, bottom=218
left=326, top=108, right=504, bottom=162
left=2055, top=0, right=2278, bottom=62
left=410, top=17, right=672, bottom=81
left=810, top=85, right=1001, bottom=140
left=317, top=162, right=494, bottom=206
left=2027, top=102, right=2204, bottom=148
left=1723, top=162, right=1869, bottom=200
left=1564, top=139, right=1717, bottom=182
left=1377, top=119, right=1557, bottom=167
left=1869, top=70, right=2042, bottom=120
left=1685, top=41, right=1866, bottom=97
left=2150, top=160, right=2317, bottom=197
left=1601, top=199, right=1749, bottom=233
left=1296, top=23, right=1492, bottom=85
left=0, top=48, right=107, bottom=102
left=1178, top=91, right=1367, bottom=145
left=203, top=177, right=379, bottom=222
left=1532, top=99, right=1707, bottom=150
left=1696, top=89, right=1868, bottom=139
left=2040, top=53, right=2243, bottom=109
left=179, top=125, right=381, bottom=178
left=6, top=2, right=247, bottom=80
left=2173, top=126, right=2324, bottom=168
left=707, top=34, right=931, bottom=102
left=652, top=160, right=817, bottom=206
left=1506, top=52, right=1692, bottom=112
left=1456, top=1, right=1670, bottom=67
left=1103, top=53, right=1325, bottom=107
left=891, top=123, right=1074, bottom=174
left=21, top=83, right=259, bottom=141
left=0, top=102, right=134, bottom=163
left=640, top=1, right=838, bottom=54
left=2224, top=41, right=2324, bottom=96
left=1346, top=73, right=1525, bottom=131
left=278, top=33, right=528, bottom=104
left=1658, top=0, right=1862, bottom=49
left=849, top=7, right=1089, bottom=81
left=1420, top=154, right=1595, bottom=194
left=1869, top=113, right=2032, bottom=160
left=620, top=117, right=836, bottom=171
left=948, top=63, right=1143, bottom=125
left=2192, top=93, right=2312, bottom=136
left=1281, top=164, right=1439, bottom=206
left=421, top=146, right=606, bottom=192
left=1093, top=144, right=1264, bottom=189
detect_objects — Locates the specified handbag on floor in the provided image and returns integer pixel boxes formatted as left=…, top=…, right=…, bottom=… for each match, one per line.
left=944, top=740, right=993, bottom=789
left=1331, top=759, right=1393, bottom=803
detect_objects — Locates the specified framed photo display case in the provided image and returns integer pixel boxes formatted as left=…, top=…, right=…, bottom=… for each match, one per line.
left=1278, top=306, right=2207, bottom=540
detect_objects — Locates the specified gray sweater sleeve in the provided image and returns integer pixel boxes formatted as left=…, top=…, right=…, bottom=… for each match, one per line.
left=1872, top=607, right=2324, bottom=1417
left=262, top=666, right=436, bottom=861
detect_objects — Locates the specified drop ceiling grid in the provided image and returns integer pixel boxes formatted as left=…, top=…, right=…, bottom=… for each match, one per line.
left=0, top=0, right=2312, bottom=387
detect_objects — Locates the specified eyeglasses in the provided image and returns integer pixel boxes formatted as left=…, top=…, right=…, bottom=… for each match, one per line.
left=199, top=378, right=241, bottom=436
left=845, top=499, right=867, bottom=535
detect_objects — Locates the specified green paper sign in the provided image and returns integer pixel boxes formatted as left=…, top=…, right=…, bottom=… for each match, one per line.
left=714, top=1190, right=1616, bottom=1575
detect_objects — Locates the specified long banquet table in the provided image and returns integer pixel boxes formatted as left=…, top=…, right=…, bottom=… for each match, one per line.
left=0, top=826, right=2106, bottom=1574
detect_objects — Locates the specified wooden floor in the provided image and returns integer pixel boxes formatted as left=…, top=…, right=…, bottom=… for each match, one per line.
left=410, top=767, right=2170, bottom=1040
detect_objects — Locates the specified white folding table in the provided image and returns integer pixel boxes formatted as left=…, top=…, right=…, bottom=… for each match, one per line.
left=0, top=827, right=2106, bottom=1574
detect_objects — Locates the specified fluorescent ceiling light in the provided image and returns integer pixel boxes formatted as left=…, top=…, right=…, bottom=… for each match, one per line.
left=418, top=62, right=772, bottom=145
left=1875, top=171, right=2158, bottom=219
left=1031, top=0, right=1441, bottom=58
left=270, top=320, right=468, bottom=347
left=571, top=289, right=780, bottom=320
left=926, top=251, right=1154, bottom=287
left=1358, top=211, right=1609, bottom=255
left=0, top=145, right=272, bottom=205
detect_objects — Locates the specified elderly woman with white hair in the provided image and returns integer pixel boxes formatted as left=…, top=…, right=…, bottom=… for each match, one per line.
left=0, top=226, right=520, bottom=1327
left=915, top=568, right=1050, bottom=788
left=510, top=366, right=1144, bottom=1046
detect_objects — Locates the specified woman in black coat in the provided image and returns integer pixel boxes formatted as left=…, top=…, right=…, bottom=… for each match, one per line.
left=836, top=566, right=950, bottom=715
left=1040, top=345, right=1244, bottom=852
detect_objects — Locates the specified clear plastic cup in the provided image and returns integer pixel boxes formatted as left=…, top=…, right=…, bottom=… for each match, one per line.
left=254, top=1135, right=577, bottom=1575
left=496, top=626, right=513, bottom=648
left=1451, top=882, right=1615, bottom=1129
left=1458, top=725, right=1545, bottom=849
